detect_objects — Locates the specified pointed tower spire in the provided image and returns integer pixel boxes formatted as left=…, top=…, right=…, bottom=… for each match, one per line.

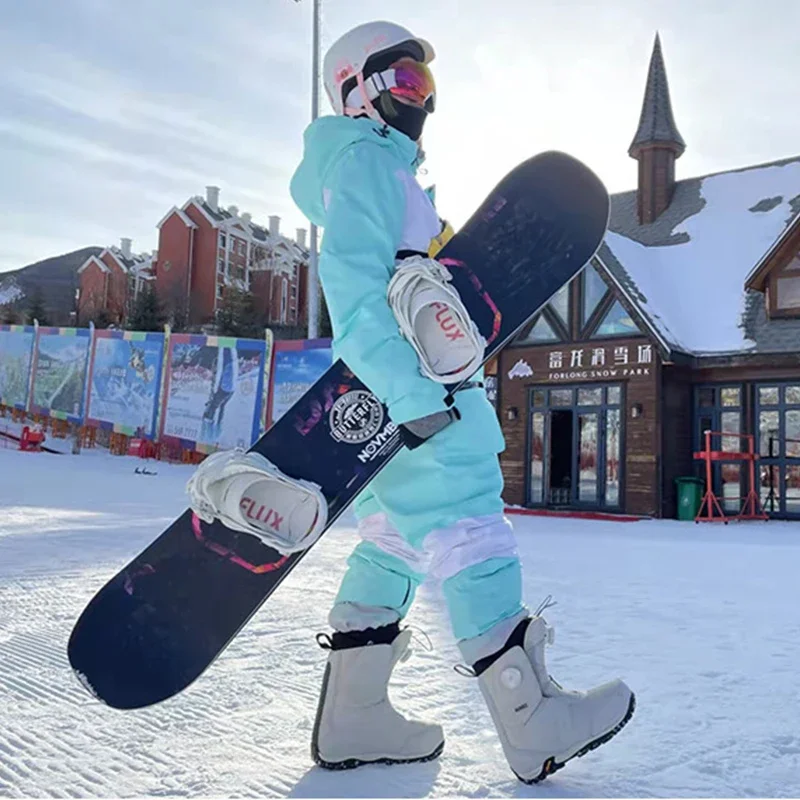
left=629, top=34, right=685, bottom=158
left=629, top=34, right=686, bottom=223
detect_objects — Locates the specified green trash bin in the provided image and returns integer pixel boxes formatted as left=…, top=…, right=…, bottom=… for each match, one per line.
left=675, top=477, right=704, bottom=521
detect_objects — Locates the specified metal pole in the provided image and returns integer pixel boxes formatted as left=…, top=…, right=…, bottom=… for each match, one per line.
left=307, top=0, right=321, bottom=339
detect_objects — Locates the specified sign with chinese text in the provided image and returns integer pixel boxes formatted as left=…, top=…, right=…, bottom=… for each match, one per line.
left=544, top=342, right=654, bottom=382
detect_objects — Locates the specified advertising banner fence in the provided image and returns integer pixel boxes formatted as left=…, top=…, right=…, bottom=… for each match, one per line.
left=160, top=333, right=270, bottom=453
left=29, top=327, right=92, bottom=423
left=0, top=325, right=36, bottom=410
left=85, top=330, right=166, bottom=438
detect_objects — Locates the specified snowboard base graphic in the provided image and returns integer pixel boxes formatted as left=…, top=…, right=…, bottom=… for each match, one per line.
left=68, top=152, right=610, bottom=709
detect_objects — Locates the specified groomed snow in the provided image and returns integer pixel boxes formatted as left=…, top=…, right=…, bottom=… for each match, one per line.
left=1, top=446, right=800, bottom=797
left=606, top=160, right=800, bottom=354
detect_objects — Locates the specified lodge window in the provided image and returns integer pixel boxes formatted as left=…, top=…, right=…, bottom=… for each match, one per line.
left=518, top=314, right=561, bottom=344
left=767, top=254, right=800, bottom=317
left=549, top=283, right=570, bottom=327
left=219, top=233, right=227, bottom=250
left=513, top=262, right=643, bottom=346
left=776, top=275, right=800, bottom=310
left=582, top=264, right=608, bottom=325
left=591, top=300, right=640, bottom=338
left=756, top=383, right=800, bottom=517
left=693, top=384, right=744, bottom=513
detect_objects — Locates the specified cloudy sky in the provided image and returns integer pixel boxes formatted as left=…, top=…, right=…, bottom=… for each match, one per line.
left=1, top=0, right=798, bottom=272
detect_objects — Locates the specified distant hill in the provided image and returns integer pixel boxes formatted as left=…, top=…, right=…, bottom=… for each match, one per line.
left=0, top=247, right=103, bottom=325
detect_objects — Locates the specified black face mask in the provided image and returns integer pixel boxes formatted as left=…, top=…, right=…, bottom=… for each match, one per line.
left=376, top=92, right=429, bottom=142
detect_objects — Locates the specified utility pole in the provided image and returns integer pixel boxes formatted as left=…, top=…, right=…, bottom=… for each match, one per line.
left=306, top=0, right=322, bottom=338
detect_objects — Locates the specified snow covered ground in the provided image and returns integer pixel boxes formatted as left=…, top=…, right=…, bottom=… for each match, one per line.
left=1, top=448, right=800, bottom=798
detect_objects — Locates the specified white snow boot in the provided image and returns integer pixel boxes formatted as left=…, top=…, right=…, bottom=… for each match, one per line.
left=475, top=616, right=635, bottom=784
left=312, top=625, right=445, bottom=769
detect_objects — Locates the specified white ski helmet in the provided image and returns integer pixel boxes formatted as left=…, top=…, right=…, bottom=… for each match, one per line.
left=323, top=20, right=435, bottom=117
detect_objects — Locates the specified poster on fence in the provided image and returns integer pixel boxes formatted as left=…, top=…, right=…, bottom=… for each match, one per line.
left=0, top=325, right=36, bottom=410
left=85, top=330, right=166, bottom=438
left=30, top=327, right=92, bottom=422
left=160, top=334, right=269, bottom=452
left=267, top=339, right=333, bottom=426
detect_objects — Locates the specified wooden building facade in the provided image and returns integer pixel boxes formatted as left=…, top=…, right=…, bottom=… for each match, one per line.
left=495, top=36, right=800, bottom=520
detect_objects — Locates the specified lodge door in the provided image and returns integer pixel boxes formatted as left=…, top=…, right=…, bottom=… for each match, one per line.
left=527, top=384, right=623, bottom=510
left=755, top=383, right=800, bottom=518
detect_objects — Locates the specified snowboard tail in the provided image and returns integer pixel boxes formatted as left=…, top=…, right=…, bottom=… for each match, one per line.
left=68, top=151, right=610, bottom=709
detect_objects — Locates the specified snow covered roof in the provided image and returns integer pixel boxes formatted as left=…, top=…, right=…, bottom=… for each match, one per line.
left=77, top=249, right=154, bottom=277
left=0, top=280, right=23, bottom=306
left=156, top=206, right=198, bottom=230
left=77, top=255, right=110, bottom=275
left=107, top=247, right=153, bottom=273
left=184, top=196, right=309, bottom=263
left=599, top=155, right=800, bottom=356
left=128, top=254, right=155, bottom=279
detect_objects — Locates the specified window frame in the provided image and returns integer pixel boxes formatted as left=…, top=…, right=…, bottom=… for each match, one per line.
left=509, top=261, right=644, bottom=347
left=580, top=263, right=611, bottom=330
left=767, top=255, right=800, bottom=318
left=589, top=298, right=643, bottom=340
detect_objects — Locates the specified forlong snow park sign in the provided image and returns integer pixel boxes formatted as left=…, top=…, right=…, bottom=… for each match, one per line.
left=0, top=323, right=325, bottom=454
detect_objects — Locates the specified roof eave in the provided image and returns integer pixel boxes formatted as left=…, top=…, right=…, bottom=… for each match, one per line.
left=157, top=206, right=198, bottom=230
left=744, top=207, right=800, bottom=292
left=77, top=255, right=110, bottom=275
left=181, top=198, right=221, bottom=228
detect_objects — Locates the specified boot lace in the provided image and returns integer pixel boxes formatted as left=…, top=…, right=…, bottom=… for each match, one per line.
left=453, top=596, right=558, bottom=679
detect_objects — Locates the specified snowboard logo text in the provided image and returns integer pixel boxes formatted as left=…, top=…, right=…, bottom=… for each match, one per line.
left=432, top=302, right=466, bottom=341
left=240, top=497, right=283, bottom=531
left=329, top=390, right=385, bottom=445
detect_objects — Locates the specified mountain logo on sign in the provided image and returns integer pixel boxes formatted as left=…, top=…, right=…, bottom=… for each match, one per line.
left=508, top=359, right=533, bottom=379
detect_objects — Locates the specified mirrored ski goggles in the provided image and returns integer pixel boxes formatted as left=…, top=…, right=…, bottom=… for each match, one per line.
left=346, top=58, right=436, bottom=113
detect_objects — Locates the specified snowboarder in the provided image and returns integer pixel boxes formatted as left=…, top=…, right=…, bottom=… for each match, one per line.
left=202, top=346, right=237, bottom=439
left=188, top=19, right=635, bottom=784
left=287, top=20, right=636, bottom=782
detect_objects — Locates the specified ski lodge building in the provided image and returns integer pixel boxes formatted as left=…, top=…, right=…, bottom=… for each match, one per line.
left=497, top=35, right=800, bottom=519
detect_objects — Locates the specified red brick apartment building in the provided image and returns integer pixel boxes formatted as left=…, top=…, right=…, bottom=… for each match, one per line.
left=76, top=238, right=155, bottom=325
left=77, top=188, right=309, bottom=329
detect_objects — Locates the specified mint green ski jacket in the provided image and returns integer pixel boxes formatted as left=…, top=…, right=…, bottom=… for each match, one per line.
left=290, top=115, right=451, bottom=425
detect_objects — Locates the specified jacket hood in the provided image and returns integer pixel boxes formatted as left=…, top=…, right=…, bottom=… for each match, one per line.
left=290, top=115, right=421, bottom=227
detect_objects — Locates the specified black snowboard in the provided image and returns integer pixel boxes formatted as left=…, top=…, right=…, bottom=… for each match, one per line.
left=68, top=152, right=609, bottom=709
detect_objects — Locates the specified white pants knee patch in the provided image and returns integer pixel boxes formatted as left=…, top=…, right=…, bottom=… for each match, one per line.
left=359, top=512, right=429, bottom=574
left=422, top=514, right=518, bottom=583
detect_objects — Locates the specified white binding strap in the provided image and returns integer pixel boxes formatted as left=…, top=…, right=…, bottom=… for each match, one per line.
left=388, top=255, right=485, bottom=384
left=186, top=449, right=328, bottom=555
